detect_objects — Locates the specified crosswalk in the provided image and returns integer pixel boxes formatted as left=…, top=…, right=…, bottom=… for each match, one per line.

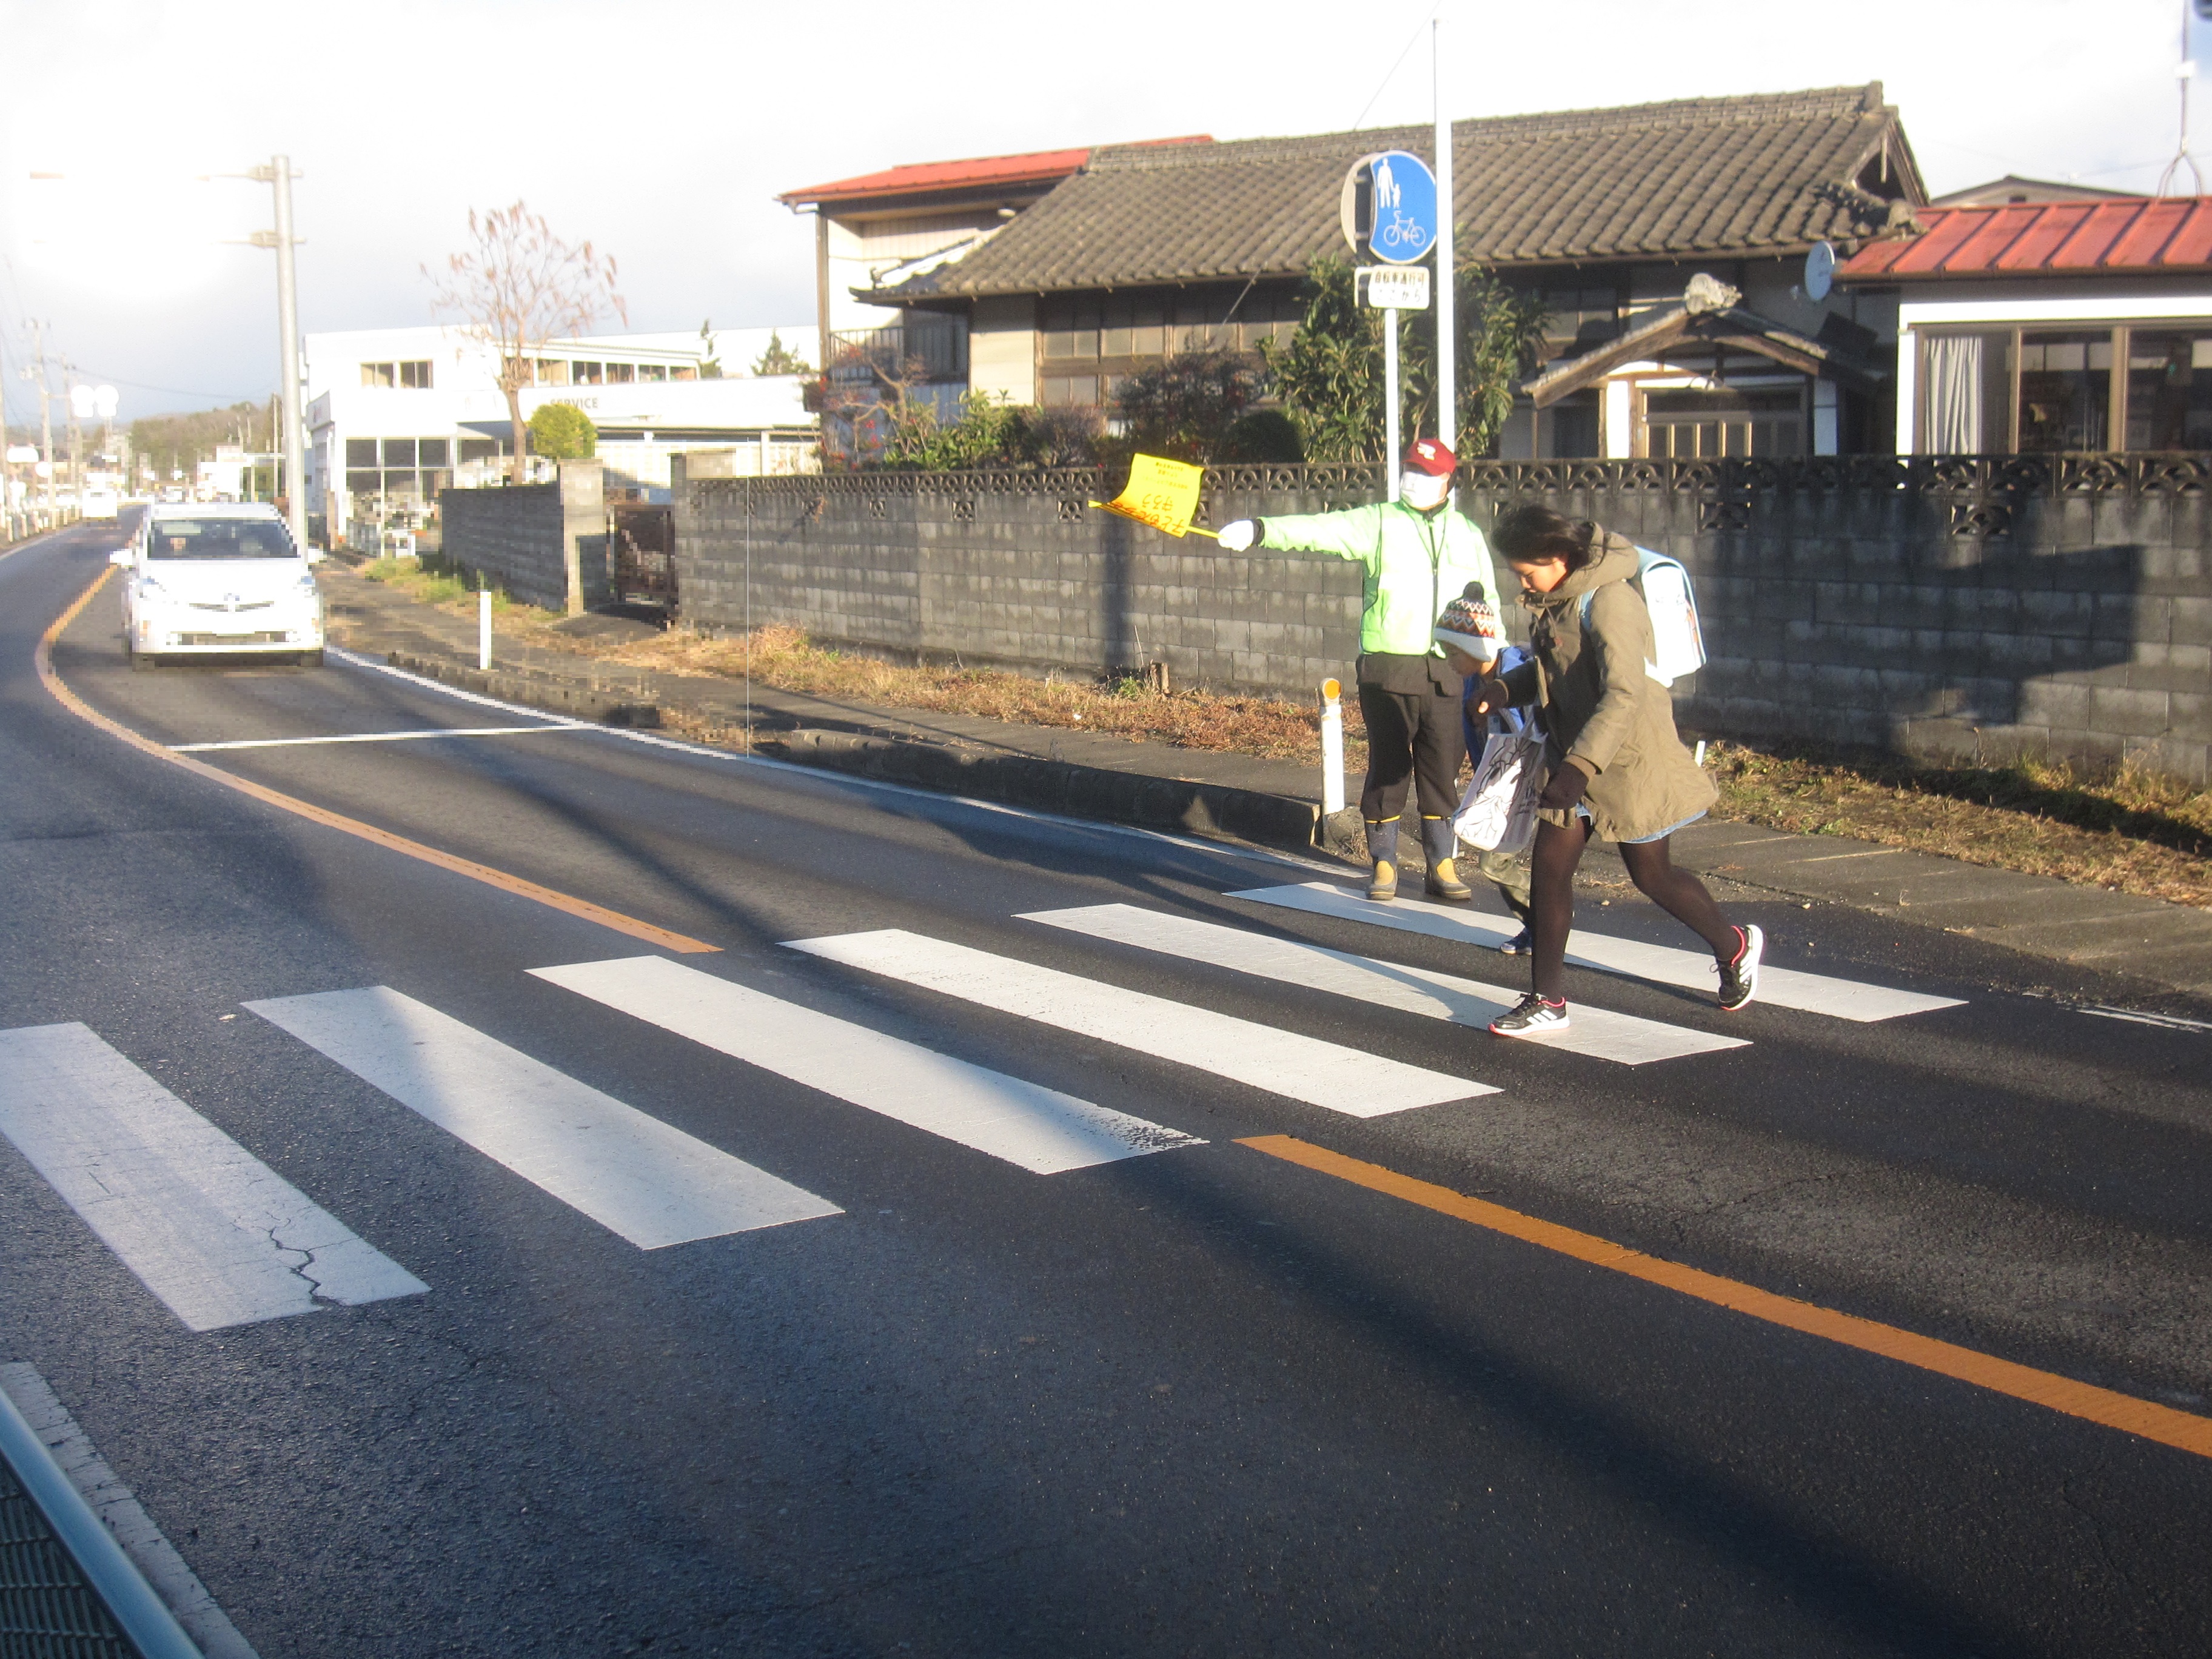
left=1230, top=883, right=1966, bottom=1022
left=0, top=883, right=1963, bottom=1334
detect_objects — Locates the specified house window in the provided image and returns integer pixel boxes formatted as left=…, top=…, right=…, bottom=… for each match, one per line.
left=605, top=362, right=635, bottom=383
left=360, top=363, right=394, bottom=388
left=381, top=438, right=416, bottom=468
left=418, top=437, right=450, bottom=467
left=398, top=360, right=432, bottom=388
left=671, top=364, right=697, bottom=381
left=2125, top=330, right=2212, bottom=449
left=345, top=438, right=378, bottom=468
left=572, top=361, right=604, bottom=384
left=2017, top=331, right=2112, bottom=451
left=1042, top=299, right=1100, bottom=360
left=458, top=438, right=500, bottom=463
left=638, top=363, right=668, bottom=382
left=1041, top=374, right=1099, bottom=407
left=534, top=359, right=571, bottom=386
left=1644, top=388, right=1804, bottom=457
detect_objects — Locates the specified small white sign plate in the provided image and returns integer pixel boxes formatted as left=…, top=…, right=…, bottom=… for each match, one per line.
left=1359, top=265, right=1431, bottom=310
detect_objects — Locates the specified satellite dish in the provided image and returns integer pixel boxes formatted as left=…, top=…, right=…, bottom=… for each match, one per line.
left=1805, top=240, right=1837, bottom=302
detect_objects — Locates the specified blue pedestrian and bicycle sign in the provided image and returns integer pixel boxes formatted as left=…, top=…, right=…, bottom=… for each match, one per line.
left=1338, top=149, right=1438, bottom=266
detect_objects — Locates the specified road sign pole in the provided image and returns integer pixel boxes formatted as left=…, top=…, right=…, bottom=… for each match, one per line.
left=1432, top=16, right=1455, bottom=467
left=1382, top=305, right=1401, bottom=475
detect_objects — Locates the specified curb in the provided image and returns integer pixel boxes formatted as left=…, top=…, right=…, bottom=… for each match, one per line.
left=383, top=648, right=1336, bottom=856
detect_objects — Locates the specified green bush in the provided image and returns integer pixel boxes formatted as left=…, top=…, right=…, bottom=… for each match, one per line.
left=528, top=401, right=596, bottom=460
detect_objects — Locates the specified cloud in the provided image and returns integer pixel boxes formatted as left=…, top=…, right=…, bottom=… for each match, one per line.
left=0, top=0, right=2187, bottom=420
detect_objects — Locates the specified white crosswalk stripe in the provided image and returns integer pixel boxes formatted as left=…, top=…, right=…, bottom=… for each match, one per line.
left=785, top=930, right=1495, bottom=1116
left=1021, top=904, right=1748, bottom=1065
left=531, top=955, right=1202, bottom=1174
left=248, top=987, right=841, bottom=1248
left=1230, top=882, right=1966, bottom=1022
left=0, top=1023, right=427, bottom=1332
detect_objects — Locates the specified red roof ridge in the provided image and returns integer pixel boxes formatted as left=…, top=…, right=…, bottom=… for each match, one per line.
left=1839, top=196, right=2212, bottom=279
left=779, top=136, right=1212, bottom=207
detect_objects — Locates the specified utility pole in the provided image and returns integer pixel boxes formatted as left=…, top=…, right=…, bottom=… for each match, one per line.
left=261, top=155, right=309, bottom=549
left=31, top=323, right=55, bottom=525
left=62, top=359, right=84, bottom=506
left=1432, top=13, right=1455, bottom=463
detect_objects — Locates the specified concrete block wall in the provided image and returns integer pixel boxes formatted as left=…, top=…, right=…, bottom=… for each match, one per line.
left=676, top=456, right=2212, bottom=783
left=439, top=461, right=611, bottom=615
left=675, top=469, right=1375, bottom=696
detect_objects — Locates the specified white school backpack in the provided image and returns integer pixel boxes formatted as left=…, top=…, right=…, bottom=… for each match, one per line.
left=1580, top=546, right=1707, bottom=688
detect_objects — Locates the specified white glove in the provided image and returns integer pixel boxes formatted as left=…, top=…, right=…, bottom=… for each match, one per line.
left=1218, top=518, right=1258, bottom=552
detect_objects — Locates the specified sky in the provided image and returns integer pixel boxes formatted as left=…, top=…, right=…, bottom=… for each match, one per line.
left=0, top=0, right=2194, bottom=427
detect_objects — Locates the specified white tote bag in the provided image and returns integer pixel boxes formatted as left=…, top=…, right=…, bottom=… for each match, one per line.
left=1453, top=728, right=1543, bottom=856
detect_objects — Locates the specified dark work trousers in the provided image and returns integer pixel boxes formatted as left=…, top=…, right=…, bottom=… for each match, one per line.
left=1356, top=679, right=1467, bottom=824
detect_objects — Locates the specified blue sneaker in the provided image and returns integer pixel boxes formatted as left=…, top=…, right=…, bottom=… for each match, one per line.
left=1496, top=927, right=1532, bottom=955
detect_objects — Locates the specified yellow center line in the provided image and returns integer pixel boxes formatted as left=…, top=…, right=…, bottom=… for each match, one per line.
left=37, top=568, right=720, bottom=956
left=1239, top=1133, right=2212, bottom=1463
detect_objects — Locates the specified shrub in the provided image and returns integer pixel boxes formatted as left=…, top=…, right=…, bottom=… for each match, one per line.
left=528, top=401, right=596, bottom=460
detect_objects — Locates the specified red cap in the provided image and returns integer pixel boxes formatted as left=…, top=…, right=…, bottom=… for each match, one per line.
left=1404, top=437, right=1456, bottom=477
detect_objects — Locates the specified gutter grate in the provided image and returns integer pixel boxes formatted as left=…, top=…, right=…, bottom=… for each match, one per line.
left=0, top=1458, right=137, bottom=1659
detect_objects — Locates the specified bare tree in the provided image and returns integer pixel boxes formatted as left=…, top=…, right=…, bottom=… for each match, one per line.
left=426, top=203, right=625, bottom=484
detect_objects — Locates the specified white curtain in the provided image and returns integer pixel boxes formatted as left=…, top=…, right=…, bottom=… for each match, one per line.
left=1924, top=333, right=1983, bottom=454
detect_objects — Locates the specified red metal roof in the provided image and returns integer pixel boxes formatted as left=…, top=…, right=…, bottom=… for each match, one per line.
left=779, top=137, right=1212, bottom=209
left=1840, top=197, right=2212, bottom=280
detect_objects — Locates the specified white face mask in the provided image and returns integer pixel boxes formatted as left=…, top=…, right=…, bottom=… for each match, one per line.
left=1399, top=471, right=1451, bottom=511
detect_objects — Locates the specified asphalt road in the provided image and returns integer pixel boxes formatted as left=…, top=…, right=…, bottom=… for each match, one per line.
left=4, top=515, right=2211, bottom=1658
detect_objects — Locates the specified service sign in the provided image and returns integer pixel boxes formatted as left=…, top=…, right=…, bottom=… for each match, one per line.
left=1360, top=266, right=1431, bottom=310
left=1338, top=149, right=1438, bottom=266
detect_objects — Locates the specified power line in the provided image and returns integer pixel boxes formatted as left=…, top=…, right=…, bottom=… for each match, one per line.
left=1350, top=7, right=1435, bottom=130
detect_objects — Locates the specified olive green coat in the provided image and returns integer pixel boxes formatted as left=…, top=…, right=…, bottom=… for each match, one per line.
left=1518, top=532, right=1715, bottom=843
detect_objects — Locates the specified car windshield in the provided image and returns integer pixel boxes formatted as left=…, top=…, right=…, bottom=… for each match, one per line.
left=146, top=520, right=295, bottom=560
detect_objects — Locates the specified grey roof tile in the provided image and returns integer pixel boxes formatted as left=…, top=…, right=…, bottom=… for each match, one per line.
left=889, top=84, right=1920, bottom=301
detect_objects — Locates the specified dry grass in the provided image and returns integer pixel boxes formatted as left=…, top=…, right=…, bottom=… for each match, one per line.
left=360, top=557, right=558, bottom=623
left=1704, top=740, right=2212, bottom=909
left=398, top=583, right=2208, bottom=909
left=577, top=622, right=1372, bottom=769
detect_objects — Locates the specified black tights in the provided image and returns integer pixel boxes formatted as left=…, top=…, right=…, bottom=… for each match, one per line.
left=1528, top=817, right=1739, bottom=1000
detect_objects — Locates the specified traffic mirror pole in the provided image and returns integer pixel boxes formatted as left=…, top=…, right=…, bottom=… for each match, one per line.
left=1382, top=304, right=1401, bottom=473
left=1432, top=16, right=1454, bottom=474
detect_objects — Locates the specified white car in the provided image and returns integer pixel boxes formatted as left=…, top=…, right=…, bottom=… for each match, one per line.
left=112, top=503, right=326, bottom=669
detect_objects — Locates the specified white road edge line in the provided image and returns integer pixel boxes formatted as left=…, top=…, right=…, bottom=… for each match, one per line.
left=173, top=723, right=586, bottom=752
left=2080, top=1004, right=2212, bottom=1033
left=0, top=1022, right=430, bottom=1332
left=1230, top=882, right=1966, bottom=1023
left=324, top=646, right=1345, bottom=879
left=1021, top=904, right=1748, bottom=1065
left=785, top=930, right=1496, bottom=1116
left=0, top=1362, right=261, bottom=1659
left=532, top=955, right=1202, bottom=1174
left=248, top=987, right=841, bottom=1248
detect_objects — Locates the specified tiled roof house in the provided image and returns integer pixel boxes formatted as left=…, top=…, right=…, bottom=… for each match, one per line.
left=832, top=83, right=1926, bottom=460
left=1839, top=193, right=2212, bottom=453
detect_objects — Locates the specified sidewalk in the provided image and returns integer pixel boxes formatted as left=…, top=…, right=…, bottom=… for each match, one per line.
left=320, top=566, right=2212, bottom=1000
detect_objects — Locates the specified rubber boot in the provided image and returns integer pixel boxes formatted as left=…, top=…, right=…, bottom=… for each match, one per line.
left=1421, top=815, right=1473, bottom=902
left=1365, top=818, right=1399, bottom=901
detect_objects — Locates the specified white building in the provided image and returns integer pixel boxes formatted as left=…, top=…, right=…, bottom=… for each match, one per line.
left=303, top=323, right=819, bottom=544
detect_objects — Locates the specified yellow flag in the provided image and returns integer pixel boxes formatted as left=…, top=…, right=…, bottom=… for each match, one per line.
left=1088, top=454, right=1217, bottom=540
